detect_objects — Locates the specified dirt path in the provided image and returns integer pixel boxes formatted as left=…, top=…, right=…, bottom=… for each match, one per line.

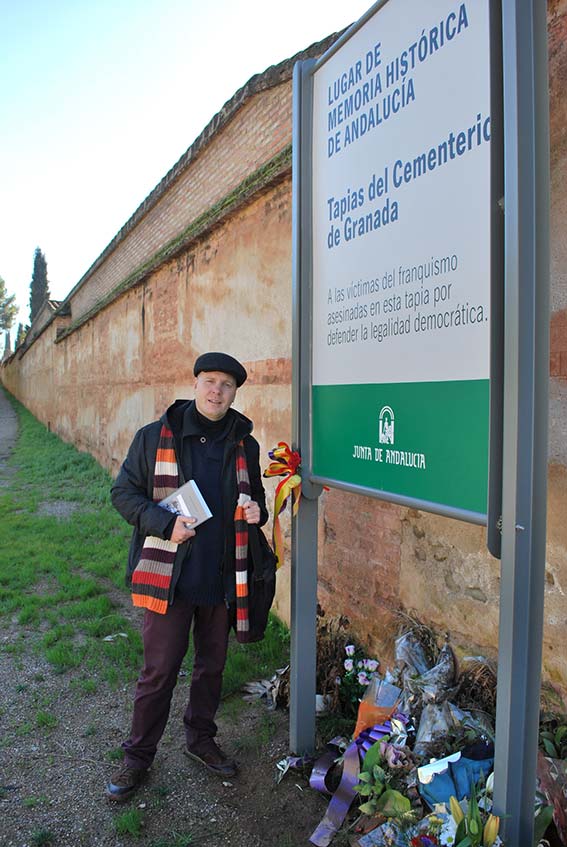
left=0, top=389, right=327, bottom=847
left=0, top=386, right=18, bottom=485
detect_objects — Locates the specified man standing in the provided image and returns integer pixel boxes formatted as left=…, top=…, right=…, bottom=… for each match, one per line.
left=106, top=352, right=268, bottom=801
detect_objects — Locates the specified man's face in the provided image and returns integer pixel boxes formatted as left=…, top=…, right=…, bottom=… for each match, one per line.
left=194, top=371, right=237, bottom=421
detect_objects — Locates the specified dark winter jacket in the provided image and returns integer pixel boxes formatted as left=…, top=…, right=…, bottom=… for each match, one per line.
left=111, top=399, right=268, bottom=607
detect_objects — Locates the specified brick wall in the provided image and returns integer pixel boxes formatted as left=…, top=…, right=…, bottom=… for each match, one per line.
left=548, top=0, right=567, bottom=166
left=551, top=311, right=567, bottom=379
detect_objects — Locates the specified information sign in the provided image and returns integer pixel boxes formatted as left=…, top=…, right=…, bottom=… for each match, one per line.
left=311, top=0, right=491, bottom=516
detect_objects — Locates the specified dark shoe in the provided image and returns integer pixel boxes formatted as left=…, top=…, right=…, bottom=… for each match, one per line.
left=184, top=740, right=237, bottom=777
left=106, top=762, right=148, bottom=802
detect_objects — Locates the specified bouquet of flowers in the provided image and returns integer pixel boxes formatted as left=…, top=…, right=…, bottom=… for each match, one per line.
left=338, top=644, right=380, bottom=719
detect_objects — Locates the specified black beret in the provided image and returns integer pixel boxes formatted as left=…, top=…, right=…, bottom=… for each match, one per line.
left=193, top=352, right=247, bottom=387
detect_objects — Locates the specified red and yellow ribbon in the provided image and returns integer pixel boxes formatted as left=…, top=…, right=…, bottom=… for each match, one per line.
left=263, top=442, right=302, bottom=568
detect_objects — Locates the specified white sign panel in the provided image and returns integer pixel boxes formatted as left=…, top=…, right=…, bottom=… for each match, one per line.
left=310, top=0, right=491, bottom=514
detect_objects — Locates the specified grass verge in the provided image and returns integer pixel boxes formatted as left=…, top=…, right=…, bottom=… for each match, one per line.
left=0, top=392, right=289, bottom=694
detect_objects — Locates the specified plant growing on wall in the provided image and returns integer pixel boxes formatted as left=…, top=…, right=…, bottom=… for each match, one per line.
left=15, top=322, right=28, bottom=349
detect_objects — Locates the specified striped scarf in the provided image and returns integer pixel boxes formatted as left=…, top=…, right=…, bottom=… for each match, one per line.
left=131, top=425, right=252, bottom=628
left=234, top=441, right=251, bottom=641
left=131, top=425, right=179, bottom=614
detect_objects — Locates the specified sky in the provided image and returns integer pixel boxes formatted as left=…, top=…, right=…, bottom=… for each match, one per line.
left=0, top=0, right=371, bottom=338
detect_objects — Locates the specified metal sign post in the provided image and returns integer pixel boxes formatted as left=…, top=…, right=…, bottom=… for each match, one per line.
left=291, top=57, right=322, bottom=754
left=493, top=1, right=550, bottom=843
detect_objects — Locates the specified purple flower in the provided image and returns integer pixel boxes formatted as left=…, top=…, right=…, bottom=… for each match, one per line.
left=357, top=671, right=370, bottom=685
left=345, top=645, right=355, bottom=657
left=344, top=659, right=354, bottom=672
left=380, top=741, right=404, bottom=768
left=366, top=659, right=379, bottom=673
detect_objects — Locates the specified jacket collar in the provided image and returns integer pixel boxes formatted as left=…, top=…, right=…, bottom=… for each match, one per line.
left=161, top=399, right=253, bottom=443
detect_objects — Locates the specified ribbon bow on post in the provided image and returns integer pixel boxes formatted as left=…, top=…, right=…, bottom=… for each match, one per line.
left=263, top=441, right=302, bottom=569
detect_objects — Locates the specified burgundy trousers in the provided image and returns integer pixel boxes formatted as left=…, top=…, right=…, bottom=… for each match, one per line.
left=122, top=598, right=230, bottom=769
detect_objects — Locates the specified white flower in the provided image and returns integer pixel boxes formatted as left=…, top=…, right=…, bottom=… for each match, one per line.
left=366, top=659, right=379, bottom=673
left=358, top=671, right=370, bottom=685
left=345, top=645, right=355, bottom=657
left=344, top=659, right=354, bottom=672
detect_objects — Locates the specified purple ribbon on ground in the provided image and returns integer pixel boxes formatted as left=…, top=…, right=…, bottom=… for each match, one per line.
left=308, top=722, right=397, bottom=847
left=309, top=749, right=337, bottom=796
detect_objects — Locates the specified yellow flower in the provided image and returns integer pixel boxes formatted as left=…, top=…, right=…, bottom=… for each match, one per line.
left=449, top=795, right=464, bottom=824
left=482, top=814, right=500, bottom=847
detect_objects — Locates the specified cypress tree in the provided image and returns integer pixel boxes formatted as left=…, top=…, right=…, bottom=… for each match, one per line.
left=29, top=247, right=50, bottom=323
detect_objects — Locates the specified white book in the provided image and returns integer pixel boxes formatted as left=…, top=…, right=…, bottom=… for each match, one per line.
left=159, top=479, right=212, bottom=528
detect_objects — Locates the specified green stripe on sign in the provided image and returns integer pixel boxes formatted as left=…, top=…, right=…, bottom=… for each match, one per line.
left=312, top=380, right=489, bottom=514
